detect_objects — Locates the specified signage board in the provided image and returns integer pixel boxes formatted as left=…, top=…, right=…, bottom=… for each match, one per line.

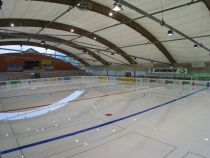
left=149, top=68, right=187, bottom=74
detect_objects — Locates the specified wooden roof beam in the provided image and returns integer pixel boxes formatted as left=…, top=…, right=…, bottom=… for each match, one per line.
left=0, top=18, right=136, bottom=64
left=30, top=0, right=176, bottom=64
left=203, top=0, right=210, bottom=11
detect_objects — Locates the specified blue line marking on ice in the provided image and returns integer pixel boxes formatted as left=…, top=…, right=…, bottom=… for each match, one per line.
left=1, top=87, right=208, bottom=155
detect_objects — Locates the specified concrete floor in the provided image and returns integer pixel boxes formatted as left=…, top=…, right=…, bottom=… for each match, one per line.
left=0, top=79, right=210, bottom=158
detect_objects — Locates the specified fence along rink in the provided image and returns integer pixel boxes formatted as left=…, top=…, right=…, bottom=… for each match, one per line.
left=0, top=76, right=72, bottom=90
left=0, top=76, right=209, bottom=90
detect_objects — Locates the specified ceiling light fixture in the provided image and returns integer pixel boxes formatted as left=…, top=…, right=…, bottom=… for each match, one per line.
left=70, top=28, right=74, bottom=33
left=112, top=2, right=123, bottom=11
left=160, top=19, right=165, bottom=26
left=194, top=44, right=198, bottom=48
left=109, top=12, right=113, bottom=16
left=10, top=23, right=15, bottom=27
left=167, top=30, right=174, bottom=36
left=93, top=37, right=96, bottom=40
left=41, top=40, right=45, bottom=45
left=76, top=0, right=92, bottom=10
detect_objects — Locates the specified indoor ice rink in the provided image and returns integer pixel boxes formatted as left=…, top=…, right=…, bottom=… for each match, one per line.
left=1, top=0, right=210, bottom=158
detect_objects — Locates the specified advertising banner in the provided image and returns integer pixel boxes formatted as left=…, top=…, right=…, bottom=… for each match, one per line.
left=98, top=76, right=108, bottom=80
left=149, top=68, right=187, bottom=74
left=7, top=64, right=22, bottom=71
left=41, top=60, right=52, bottom=65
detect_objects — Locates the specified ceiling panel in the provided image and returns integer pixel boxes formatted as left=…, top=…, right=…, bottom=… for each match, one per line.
left=77, top=53, right=96, bottom=60
left=57, top=8, right=118, bottom=32
left=122, top=45, right=168, bottom=63
left=96, top=24, right=148, bottom=47
left=0, top=27, right=41, bottom=34
left=73, top=36, right=111, bottom=49
left=163, top=39, right=210, bottom=63
left=1, top=0, right=68, bottom=20
left=96, top=50, right=129, bottom=65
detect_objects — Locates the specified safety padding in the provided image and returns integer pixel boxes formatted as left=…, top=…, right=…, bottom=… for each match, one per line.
left=98, top=76, right=108, bottom=80
left=48, top=78, right=57, bottom=81
left=149, top=79, right=156, bottom=83
left=165, top=80, right=173, bottom=84
left=10, top=80, right=21, bottom=85
left=182, top=81, right=190, bottom=85
left=63, top=77, right=71, bottom=80
left=117, top=77, right=134, bottom=81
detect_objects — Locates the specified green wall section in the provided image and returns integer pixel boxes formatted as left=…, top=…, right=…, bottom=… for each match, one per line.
left=146, top=72, right=210, bottom=81
left=192, top=73, right=210, bottom=81
left=10, top=80, right=21, bottom=84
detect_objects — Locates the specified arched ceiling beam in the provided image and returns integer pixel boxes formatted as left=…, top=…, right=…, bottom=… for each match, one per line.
left=30, top=0, right=176, bottom=64
left=202, top=0, right=210, bottom=11
left=0, top=19, right=136, bottom=64
left=0, top=41, right=90, bottom=66
left=0, top=32, right=110, bottom=65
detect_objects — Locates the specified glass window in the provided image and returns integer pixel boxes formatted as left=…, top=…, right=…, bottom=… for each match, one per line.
left=0, top=45, right=82, bottom=67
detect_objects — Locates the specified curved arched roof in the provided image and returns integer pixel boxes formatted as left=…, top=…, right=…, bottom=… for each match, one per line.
left=0, top=31, right=110, bottom=65
left=0, top=0, right=210, bottom=65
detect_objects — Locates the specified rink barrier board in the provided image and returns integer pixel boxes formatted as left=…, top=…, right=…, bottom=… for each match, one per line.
left=98, top=76, right=108, bottom=80
left=0, top=76, right=209, bottom=90
left=165, top=80, right=173, bottom=84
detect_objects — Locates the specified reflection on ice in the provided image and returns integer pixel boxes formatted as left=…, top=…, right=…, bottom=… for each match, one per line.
left=0, top=90, right=84, bottom=121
